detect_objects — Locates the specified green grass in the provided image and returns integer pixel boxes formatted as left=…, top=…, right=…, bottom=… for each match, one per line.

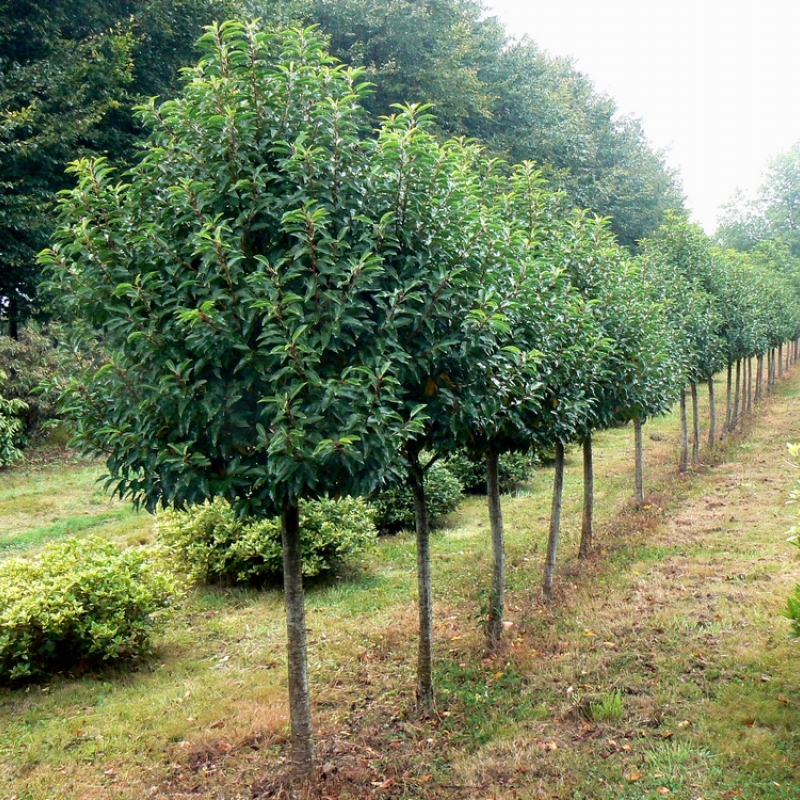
left=2, top=366, right=800, bottom=798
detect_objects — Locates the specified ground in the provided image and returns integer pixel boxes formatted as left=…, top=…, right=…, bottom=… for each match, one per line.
left=2, top=367, right=800, bottom=799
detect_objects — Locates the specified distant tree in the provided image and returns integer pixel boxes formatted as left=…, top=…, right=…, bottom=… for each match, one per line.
left=0, top=0, right=237, bottom=337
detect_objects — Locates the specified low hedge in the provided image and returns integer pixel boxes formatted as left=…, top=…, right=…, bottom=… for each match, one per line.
left=0, top=537, right=180, bottom=682
left=444, top=450, right=536, bottom=495
left=372, top=460, right=463, bottom=531
left=156, top=496, right=376, bottom=584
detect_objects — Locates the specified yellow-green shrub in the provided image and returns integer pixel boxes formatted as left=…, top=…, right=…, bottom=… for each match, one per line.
left=0, top=537, right=180, bottom=682
left=156, top=496, right=376, bottom=584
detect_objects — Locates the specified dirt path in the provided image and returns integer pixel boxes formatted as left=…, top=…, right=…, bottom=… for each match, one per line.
left=452, top=376, right=800, bottom=799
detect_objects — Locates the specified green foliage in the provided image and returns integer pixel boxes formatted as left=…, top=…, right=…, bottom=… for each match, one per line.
left=445, top=450, right=534, bottom=495
left=0, top=0, right=239, bottom=334
left=0, top=536, right=180, bottom=682
left=372, top=460, right=463, bottom=530
left=0, top=325, right=83, bottom=440
left=157, top=496, right=376, bottom=583
left=0, top=370, right=27, bottom=467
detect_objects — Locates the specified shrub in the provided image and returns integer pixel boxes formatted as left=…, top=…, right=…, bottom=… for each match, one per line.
left=0, top=537, right=180, bottom=682
left=0, top=371, right=27, bottom=467
left=372, top=460, right=463, bottom=531
left=156, top=496, right=377, bottom=584
left=0, top=324, right=96, bottom=443
left=445, top=450, right=536, bottom=495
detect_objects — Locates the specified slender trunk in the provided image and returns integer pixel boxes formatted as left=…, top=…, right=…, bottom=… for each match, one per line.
left=679, top=389, right=689, bottom=473
left=779, top=344, right=784, bottom=379
left=770, top=348, right=776, bottom=391
left=746, top=357, right=753, bottom=416
left=410, top=465, right=435, bottom=715
left=485, top=449, right=505, bottom=653
left=634, top=418, right=645, bottom=504
left=8, top=295, right=19, bottom=341
left=690, top=382, right=700, bottom=464
left=733, top=359, right=741, bottom=431
left=579, top=435, right=594, bottom=560
left=722, top=362, right=733, bottom=438
left=542, top=440, right=565, bottom=600
left=707, top=375, right=716, bottom=449
left=787, top=342, right=792, bottom=372
left=281, top=503, right=315, bottom=785
left=755, top=354, right=763, bottom=402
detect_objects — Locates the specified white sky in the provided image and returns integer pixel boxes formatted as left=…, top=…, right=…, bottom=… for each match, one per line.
left=484, top=0, right=800, bottom=233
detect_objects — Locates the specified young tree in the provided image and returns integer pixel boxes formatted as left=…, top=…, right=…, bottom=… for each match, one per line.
left=42, top=24, right=465, bottom=785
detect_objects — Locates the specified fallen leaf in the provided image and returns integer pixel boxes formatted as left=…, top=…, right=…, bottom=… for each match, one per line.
left=656, top=788, right=671, bottom=795
left=624, top=769, right=642, bottom=782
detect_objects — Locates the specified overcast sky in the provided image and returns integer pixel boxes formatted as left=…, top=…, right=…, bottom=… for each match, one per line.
left=483, top=0, right=800, bottom=233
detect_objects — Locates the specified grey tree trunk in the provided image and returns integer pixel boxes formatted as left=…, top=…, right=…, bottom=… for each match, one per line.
left=746, top=357, right=753, bottom=416
left=579, top=435, right=594, bottom=560
left=779, top=344, right=784, bottom=379
left=485, top=449, right=505, bottom=653
left=542, top=440, right=565, bottom=600
left=634, top=418, right=645, bottom=504
left=707, top=375, right=716, bottom=448
left=281, top=503, right=315, bottom=786
left=733, top=359, right=742, bottom=431
left=755, top=354, right=763, bottom=402
left=690, top=382, right=700, bottom=464
left=722, top=362, right=733, bottom=439
left=410, top=465, right=435, bottom=715
left=679, top=389, right=689, bottom=473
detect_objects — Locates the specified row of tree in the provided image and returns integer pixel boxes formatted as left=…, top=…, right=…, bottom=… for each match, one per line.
left=1, top=0, right=683, bottom=336
left=40, top=23, right=800, bottom=788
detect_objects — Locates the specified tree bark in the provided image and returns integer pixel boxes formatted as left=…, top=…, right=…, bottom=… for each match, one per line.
left=755, top=354, right=763, bottom=402
left=733, top=359, right=741, bottom=431
left=745, top=357, right=753, bottom=416
left=281, top=503, right=315, bottom=786
left=690, top=382, right=700, bottom=464
left=579, top=435, right=594, bottom=560
left=679, top=389, right=689, bottom=473
left=707, top=374, right=716, bottom=449
left=485, top=449, right=505, bottom=653
left=542, top=440, right=565, bottom=600
left=722, top=362, right=733, bottom=439
left=779, top=343, right=784, bottom=379
left=634, top=418, right=645, bottom=504
left=410, top=463, right=435, bottom=715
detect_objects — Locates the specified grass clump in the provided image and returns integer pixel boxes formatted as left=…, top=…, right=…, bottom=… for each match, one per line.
left=156, top=495, right=376, bottom=584
left=0, top=536, right=180, bottom=682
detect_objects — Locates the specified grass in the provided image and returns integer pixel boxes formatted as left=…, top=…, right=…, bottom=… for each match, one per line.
left=2, top=364, right=800, bottom=798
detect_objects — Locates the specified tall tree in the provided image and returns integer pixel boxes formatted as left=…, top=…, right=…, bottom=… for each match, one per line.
left=0, top=0, right=236, bottom=336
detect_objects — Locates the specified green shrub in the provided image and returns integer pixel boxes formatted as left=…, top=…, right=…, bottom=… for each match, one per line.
left=445, top=450, right=536, bottom=495
left=0, top=324, right=91, bottom=442
left=372, top=460, right=463, bottom=531
left=156, top=496, right=377, bottom=584
left=0, top=370, right=27, bottom=467
left=0, top=537, right=180, bottom=682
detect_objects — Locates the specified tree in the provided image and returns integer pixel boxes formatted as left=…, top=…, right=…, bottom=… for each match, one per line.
left=0, top=0, right=237, bottom=336
left=42, top=23, right=463, bottom=785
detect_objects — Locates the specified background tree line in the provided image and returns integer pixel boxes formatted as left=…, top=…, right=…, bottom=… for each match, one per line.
left=1, top=0, right=684, bottom=336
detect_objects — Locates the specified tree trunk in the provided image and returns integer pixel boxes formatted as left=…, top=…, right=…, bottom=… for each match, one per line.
left=722, top=362, right=733, bottom=439
left=755, top=354, right=763, bottom=402
left=634, top=418, right=645, bottom=504
left=733, top=359, right=741, bottom=431
left=7, top=294, right=19, bottom=341
left=410, top=464, right=435, bottom=715
left=679, top=389, right=689, bottom=473
left=779, top=343, right=784, bottom=379
left=746, top=357, right=753, bottom=416
left=281, top=503, right=315, bottom=786
left=707, top=374, right=716, bottom=449
left=542, top=440, right=565, bottom=600
left=579, top=435, right=594, bottom=560
left=485, top=449, right=505, bottom=653
left=690, top=382, right=700, bottom=464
